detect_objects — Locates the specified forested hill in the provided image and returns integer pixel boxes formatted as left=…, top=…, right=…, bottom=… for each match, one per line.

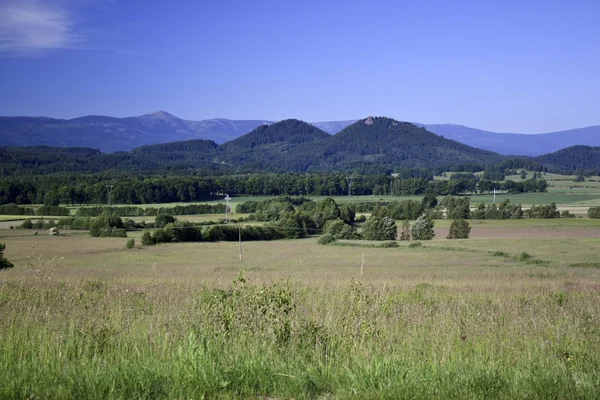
left=1, top=117, right=506, bottom=175
left=312, top=117, right=504, bottom=170
left=223, top=119, right=329, bottom=149
left=534, top=145, right=600, bottom=172
left=7, top=116, right=588, bottom=176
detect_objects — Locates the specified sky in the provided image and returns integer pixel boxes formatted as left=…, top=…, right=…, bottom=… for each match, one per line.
left=0, top=0, right=599, bottom=133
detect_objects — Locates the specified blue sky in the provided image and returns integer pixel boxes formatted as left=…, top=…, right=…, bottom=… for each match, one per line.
left=0, top=0, right=599, bottom=133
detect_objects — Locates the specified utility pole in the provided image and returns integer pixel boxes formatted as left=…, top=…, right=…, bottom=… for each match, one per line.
left=224, top=194, right=232, bottom=223
left=493, top=187, right=496, bottom=204
left=238, top=225, right=243, bottom=262
left=105, top=185, right=114, bottom=206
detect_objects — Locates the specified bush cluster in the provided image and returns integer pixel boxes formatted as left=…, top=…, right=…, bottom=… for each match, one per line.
left=0, top=204, right=35, bottom=215
left=0, top=243, right=14, bottom=270
left=526, top=203, right=560, bottom=219
left=411, top=215, right=435, bottom=240
left=447, top=219, right=471, bottom=239
left=587, top=207, right=600, bottom=219
left=35, top=205, right=70, bottom=216
left=76, top=204, right=226, bottom=217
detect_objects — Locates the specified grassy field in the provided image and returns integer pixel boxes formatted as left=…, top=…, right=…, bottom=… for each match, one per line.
left=1, top=220, right=599, bottom=399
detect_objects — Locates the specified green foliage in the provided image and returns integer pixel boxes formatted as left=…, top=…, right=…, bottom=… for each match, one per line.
left=152, top=228, right=173, bottom=244
left=36, top=205, right=70, bottom=216
left=324, top=219, right=360, bottom=240
left=362, top=217, right=397, bottom=241
left=535, top=145, right=600, bottom=173
left=399, top=220, right=411, bottom=241
left=89, top=214, right=126, bottom=237
left=126, top=239, right=135, bottom=249
left=164, top=222, right=202, bottom=242
left=20, top=219, right=33, bottom=229
left=317, top=233, right=336, bottom=245
left=422, top=192, right=438, bottom=209
left=0, top=204, right=34, bottom=215
left=441, top=196, right=470, bottom=219
left=77, top=204, right=225, bottom=217
left=520, top=252, right=533, bottom=261
left=141, top=231, right=155, bottom=246
left=527, top=203, right=560, bottom=219
left=587, top=206, right=600, bottom=219
left=154, top=214, right=176, bottom=228
left=411, top=215, right=435, bottom=240
left=371, top=199, right=424, bottom=220
left=561, top=210, right=575, bottom=218
left=0, top=243, right=14, bottom=270
left=471, top=199, right=524, bottom=220
left=408, top=241, right=422, bottom=248
left=447, top=219, right=471, bottom=239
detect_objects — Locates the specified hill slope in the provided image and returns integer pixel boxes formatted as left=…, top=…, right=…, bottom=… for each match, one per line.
left=313, top=117, right=503, bottom=170
left=534, top=145, right=600, bottom=172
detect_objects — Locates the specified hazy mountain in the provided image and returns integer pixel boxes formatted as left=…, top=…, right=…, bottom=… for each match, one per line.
left=0, top=112, right=271, bottom=152
left=419, top=124, right=600, bottom=156
left=1, top=111, right=599, bottom=156
left=311, top=120, right=358, bottom=134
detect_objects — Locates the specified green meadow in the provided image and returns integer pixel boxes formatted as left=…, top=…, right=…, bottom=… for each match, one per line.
left=1, top=215, right=599, bottom=398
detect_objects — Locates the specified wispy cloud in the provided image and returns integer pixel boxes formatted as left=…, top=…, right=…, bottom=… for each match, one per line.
left=0, top=0, right=81, bottom=55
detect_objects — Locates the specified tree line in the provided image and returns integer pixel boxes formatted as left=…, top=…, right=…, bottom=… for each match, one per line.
left=0, top=172, right=548, bottom=207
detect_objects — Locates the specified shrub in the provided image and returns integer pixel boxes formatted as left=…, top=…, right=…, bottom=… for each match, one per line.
left=587, top=206, right=600, bottom=219
left=409, top=241, right=422, bottom=248
left=317, top=233, right=336, bottom=245
left=126, top=239, right=135, bottom=249
left=447, top=219, right=471, bottom=239
left=165, top=221, right=202, bottom=242
left=152, top=228, right=173, bottom=244
left=155, top=214, right=176, bottom=228
left=141, top=231, right=155, bottom=246
left=362, top=217, right=397, bottom=241
left=520, top=252, right=532, bottom=261
left=20, top=219, right=33, bottom=229
left=411, top=215, right=435, bottom=240
left=527, top=203, right=560, bottom=219
left=0, top=243, right=14, bottom=270
left=35, top=205, right=70, bottom=216
left=378, top=241, right=399, bottom=248
left=0, top=204, right=35, bottom=215
left=336, top=224, right=360, bottom=240
left=561, top=210, right=575, bottom=218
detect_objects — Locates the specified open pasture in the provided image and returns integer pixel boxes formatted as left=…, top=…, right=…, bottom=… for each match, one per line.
left=1, top=219, right=599, bottom=399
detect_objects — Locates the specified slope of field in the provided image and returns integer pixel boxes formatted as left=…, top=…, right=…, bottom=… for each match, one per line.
left=0, top=222, right=599, bottom=398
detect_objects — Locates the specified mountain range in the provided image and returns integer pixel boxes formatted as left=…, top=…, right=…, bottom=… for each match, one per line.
left=1, top=111, right=599, bottom=156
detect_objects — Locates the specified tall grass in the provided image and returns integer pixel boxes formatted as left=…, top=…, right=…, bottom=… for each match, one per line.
left=1, top=270, right=598, bottom=399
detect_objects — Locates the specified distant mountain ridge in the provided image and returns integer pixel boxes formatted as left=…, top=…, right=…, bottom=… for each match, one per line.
left=0, top=117, right=505, bottom=175
left=0, top=111, right=599, bottom=155
left=418, top=123, right=600, bottom=156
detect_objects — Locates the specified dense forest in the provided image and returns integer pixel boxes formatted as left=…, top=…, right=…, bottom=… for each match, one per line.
left=0, top=172, right=547, bottom=207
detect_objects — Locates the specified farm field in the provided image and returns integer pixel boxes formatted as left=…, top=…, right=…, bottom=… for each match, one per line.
left=1, top=219, right=599, bottom=399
